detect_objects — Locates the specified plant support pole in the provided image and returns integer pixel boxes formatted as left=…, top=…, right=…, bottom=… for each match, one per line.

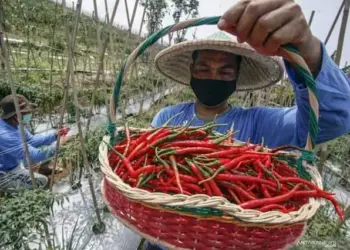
left=335, top=0, right=349, bottom=66
left=308, top=10, right=315, bottom=27
left=50, top=0, right=83, bottom=190
left=0, top=4, right=37, bottom=188
left=85, top=0, right=120, bottom=131
left=71, top=63, right=105, bottom=234
left=325, top=0, right=345, bottom=45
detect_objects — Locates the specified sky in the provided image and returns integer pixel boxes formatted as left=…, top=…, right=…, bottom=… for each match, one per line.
left=62, top=0, right=349, bottom=67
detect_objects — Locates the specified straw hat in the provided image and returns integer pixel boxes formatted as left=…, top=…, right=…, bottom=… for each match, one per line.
left=0, top=94, right=37, bottom=119
left=154, top=31, right=285, bottom=91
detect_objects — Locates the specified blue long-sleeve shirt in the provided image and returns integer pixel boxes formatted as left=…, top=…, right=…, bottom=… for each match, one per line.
left=151, top=43, right=350, bottom=149
left=0, top=119, right=57, bottom=171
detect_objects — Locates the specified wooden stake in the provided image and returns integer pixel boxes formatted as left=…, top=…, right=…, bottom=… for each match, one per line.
left=71, top=57, right=105, bottom=234
left=334, top=0, right=349, bottom=66
left=139, top=0, right=148, bottom=36
left=308, top=10, right=315, bottom=27
left=50, top=0, right=83, bottom=190
left=325, top=1, right=345, bottom=45
left=85, top=0, right=120, bottom=131
left=0, top=5, right=36, bottom=188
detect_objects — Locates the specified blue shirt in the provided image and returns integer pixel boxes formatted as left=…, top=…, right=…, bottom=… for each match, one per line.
left=0, top=119, right=57, bottom=171
left=151, top=43, right=350, bottom=149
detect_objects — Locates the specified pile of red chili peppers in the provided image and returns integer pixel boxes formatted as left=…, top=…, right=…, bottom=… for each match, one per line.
left=107, top=122, right=344, bottom=221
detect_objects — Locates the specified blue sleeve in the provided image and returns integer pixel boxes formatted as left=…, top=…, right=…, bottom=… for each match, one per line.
left=151, top=108, right=171, bottom=128
left=25, top=129, right=57, bottom=147
left=26, top=144, right=56, bottom=164
left=2, top=135, right=56, bottom=165
left=252, top=43, right=350, bottom=148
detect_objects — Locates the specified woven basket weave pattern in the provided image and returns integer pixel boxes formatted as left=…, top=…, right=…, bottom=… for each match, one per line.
left=103, top=178, right=306, bottom=250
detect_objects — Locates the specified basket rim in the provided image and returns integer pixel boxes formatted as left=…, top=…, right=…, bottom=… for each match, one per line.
left=100, top=132, right=323, bottom=225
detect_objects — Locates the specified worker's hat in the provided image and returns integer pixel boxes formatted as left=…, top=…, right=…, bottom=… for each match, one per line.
left=0, top=94, right=37, bottom=119
left=154, top=31, right=284, bottom=91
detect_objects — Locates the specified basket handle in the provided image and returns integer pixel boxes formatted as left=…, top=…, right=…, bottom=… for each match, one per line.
left=109, top=16, right=319, bottom=151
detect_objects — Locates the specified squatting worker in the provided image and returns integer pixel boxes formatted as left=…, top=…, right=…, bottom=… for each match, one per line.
left=144, top=0, right=350, bottom=249
left=0, top=94, right=72, bottom=193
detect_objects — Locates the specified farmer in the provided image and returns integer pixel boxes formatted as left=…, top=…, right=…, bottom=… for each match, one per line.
left=0, top=94, right=71, bottom=193
left=144, top=0, right=350, bottom=249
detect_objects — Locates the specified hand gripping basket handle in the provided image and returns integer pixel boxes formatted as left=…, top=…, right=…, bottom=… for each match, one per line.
left=108, top=16, right=319, bottom=151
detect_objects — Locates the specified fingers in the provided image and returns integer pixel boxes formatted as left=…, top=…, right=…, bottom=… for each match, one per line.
left=247, top=4, right=296, bottom=48
left=263, top=16, right=306, bottom=55
left=235, top=0, right=285, bottom=43
left=218, top=0, right=248, bottom=31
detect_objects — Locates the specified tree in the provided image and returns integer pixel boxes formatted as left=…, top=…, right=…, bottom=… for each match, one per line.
left=141, top=0, right=168, bottom=35
left=171, top=0, right=199, bottom=43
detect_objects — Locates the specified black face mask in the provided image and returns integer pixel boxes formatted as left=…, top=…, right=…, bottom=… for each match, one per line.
left=190, top=77, right=237, bottom=107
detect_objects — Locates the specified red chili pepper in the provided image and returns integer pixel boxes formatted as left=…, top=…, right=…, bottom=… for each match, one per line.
left=233, top=159, right=254, bottom=170
left=248, top=163, right=263, bottom=192
left=198, top=155, right=263, bottom=185
left=196, top=165, right=223, bottom=197
left=146, top=128, right=166, bottom=142
left=274, top=160, right=298, bottom=176
left=159, top=147, right=216, bottom=157
left=215, top=174, right=282, bottom=188
left=240, top=184, right=303, bottom=209
left=291, top=191, right=344, bottom=221
left=256, top=159, right=281, bottom=192
left=187, top=160, right=213, bottom=196
left=203, top=146, right=255, bottom=158
left=133, top=165, right=163, bottom=178
left=131, top=131, right=172, bottom=160
left=181, top=183, right=204, bottom=194
left=162, top=140, right=220, bottom=149
left=261, top=184, right=272, bottom=198
left=230, top=184, right=256, bottom=201
left=227, top=188, right=241, bottom=204
left=108, top=145, right=137, bottom=176
left=169, top=155, right=183, bottom=194
left=132, top=155, right=146, bottom=170
left=278, top=177, right=334, bottom=196
left=259, top=204, right=288, bottom=213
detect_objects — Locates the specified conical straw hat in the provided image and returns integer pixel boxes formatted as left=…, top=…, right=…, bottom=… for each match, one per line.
left=155, top=31, right=285, bottom=91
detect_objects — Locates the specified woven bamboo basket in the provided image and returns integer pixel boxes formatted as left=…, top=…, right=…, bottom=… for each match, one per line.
left=100, top=16, right=324, bottom=250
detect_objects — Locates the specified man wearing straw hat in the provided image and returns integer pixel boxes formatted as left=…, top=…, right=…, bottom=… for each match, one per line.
left=0, top=94, right=71, bottom=193
left=145, top=0, right=350, bottom=249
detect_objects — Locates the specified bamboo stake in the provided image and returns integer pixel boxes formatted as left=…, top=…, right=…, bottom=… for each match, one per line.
left=49, top=1, right=59, bottom=129
left=49, top=0, right=83, bottom=190
left=335, top=0, right=349, bottom=66
left=334, top=0, right=350, bottom=226
left=0, top=5, right=37, bottom=187
left=325, top=1, right=345, bottom=45
left=320, top=0, right=349, bottom=175
left=139, top=0, right=148, bottom=36
left=71, top=57, right=105, bottom=234
left=308, top=10, right=315, bottom=27
left=85, top=0, right=120, bottom=131
left=125, top=0, right=140, bottom=32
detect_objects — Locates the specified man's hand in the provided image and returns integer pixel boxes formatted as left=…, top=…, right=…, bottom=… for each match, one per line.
left=60, top=135, right=74, bottom=145
left=218, top=0, right=322, bottom=74
left=57, top=127, right=70, bottom=137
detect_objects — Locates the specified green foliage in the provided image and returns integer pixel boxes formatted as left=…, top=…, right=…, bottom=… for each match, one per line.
left=0, top=189, right=65, bottom=249
left=141, top=0, right=168, bottom=35
left=291, top=205, right=349, bottom=250
left=0, top=80, right=63, bottom=114
left=171, top=0, right=199, bottom=43
left=60, top=125, right=107, bottom=170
